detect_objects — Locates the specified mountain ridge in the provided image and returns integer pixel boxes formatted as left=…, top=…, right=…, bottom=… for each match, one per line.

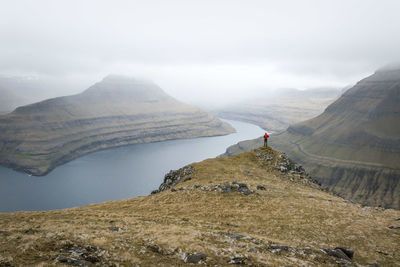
left=0, top=75, right=234, bottom=176
left=220, top=68, right=400, bottom=209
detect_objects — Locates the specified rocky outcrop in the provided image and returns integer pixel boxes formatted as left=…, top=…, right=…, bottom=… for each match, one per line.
left=151, top=165, right=194, bottom=194
left=0, top=75, right=234, bottom=176
left=156, top=147, right=320, bottom=195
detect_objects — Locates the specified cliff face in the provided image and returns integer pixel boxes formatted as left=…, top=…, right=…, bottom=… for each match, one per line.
left=221, top=68, right=400, bottom=209
left=0, top=148, right=398, bottom=266
left=216, top=87, right=342, bottom=133
left=0, top=75, right=234, bottom=175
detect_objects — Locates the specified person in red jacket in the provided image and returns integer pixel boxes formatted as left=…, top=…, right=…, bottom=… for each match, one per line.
left=264, top=132, right=269, bottom=147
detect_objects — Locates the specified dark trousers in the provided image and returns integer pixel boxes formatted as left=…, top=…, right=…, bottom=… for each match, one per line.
left=264, top=138, right=268, bottom=147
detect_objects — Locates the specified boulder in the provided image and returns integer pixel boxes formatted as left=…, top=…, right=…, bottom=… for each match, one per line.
left=256, top=185, right=266, bottom=190
left=226, top=234, right=245, bottom=239
left=228, top=256, right=246, bottom=265
left=184, top=253, right=206, bottom=264
left=24, top=228, right=35, bottom=234
left=335, top=246, right=354, bottom=259
left=322, top=248, right=352, bottom=261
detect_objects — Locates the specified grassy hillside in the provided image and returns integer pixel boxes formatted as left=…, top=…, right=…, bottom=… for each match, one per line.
left=1, top=147, right=398, bottom=266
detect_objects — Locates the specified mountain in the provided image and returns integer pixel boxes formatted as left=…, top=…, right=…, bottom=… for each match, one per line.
left=216, top=87, right=342, bottom=133
left=0, top=147, right=398, bottom=266
left=0, top=75, right=234, bottom=176
left=221, top=67, right=400, bottom=209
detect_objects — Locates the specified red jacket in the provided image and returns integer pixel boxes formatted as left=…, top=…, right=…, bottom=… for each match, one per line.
left=264, top=133, right=269, bottom=139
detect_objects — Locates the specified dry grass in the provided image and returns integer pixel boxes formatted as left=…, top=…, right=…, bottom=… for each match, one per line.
left=0, top=147, right=399, bottom=266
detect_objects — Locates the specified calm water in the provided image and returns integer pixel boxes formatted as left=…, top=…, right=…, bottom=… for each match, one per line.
left=0, top=120, right=264, bottom=212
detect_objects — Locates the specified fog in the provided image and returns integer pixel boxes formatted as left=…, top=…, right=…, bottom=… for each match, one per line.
left=1, top=0, right=400, bottom=106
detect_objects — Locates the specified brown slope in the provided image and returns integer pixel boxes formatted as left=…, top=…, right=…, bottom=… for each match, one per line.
left=0, top=147, right=399, bottom=266
left=0, top=75, right=234, bottom=176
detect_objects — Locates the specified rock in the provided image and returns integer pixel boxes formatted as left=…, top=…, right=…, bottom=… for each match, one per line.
left=236, top=183, right=253, bottom=196
left=321, top=248, right=352, bottom=261
left=184, top=253, right=206, bottom=264
left=388, top=225, right=400, bottom=229
left=220, top=184, right=232, bottom=193
left=226, top=234, right=245, bottom=239
left=153, top=166, right=194, bottom=194
left=146, top=243, right=160, bottom=253
left=56, top=255, right=92, bottom=266
left=24, top=228, right=35, bottom=234
left=247, top=248, right=258, bottom=253
left=57, top=244, right=103, bottom=266
left=256, top=185, right=266, bottom=190
left=228, top=256, right=246, bottom=264
left=108, top=227, right=120, bottom=232
left=335, top=247, right=354, bottom=259
left=268, top=245, right=290, bottom=253
left=280, top=166, right=287, bottom=172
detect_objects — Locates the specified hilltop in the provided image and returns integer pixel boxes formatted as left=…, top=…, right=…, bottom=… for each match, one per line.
left=0, top=147, right=398, bottom=266
left=221, top=67, right=400, bottom=209
left=0, top=75, right=234, bottom=176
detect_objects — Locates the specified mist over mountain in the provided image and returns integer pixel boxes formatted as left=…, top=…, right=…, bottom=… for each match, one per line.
left=0, top=75, right=234, bottom=176
left=216, top=87, right=343, bottom=133
left=0, top=75, right=86, bottom=114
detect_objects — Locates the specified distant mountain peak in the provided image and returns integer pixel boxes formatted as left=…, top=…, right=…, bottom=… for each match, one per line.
left=82, top=75, right=169, bottom=102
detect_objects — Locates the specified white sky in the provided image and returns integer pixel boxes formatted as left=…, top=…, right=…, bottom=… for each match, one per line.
left=1, top=0, right=399, bottom=106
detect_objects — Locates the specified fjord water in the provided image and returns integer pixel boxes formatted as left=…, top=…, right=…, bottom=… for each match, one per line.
left=0, top=120, right=264, bottom=212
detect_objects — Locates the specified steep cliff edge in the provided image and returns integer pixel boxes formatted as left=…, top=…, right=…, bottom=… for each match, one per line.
left=0, top=75, right=234, bottom=175
left=221, top=67, right=400, bottom=209
left=0, top=147, right=398, bottom=266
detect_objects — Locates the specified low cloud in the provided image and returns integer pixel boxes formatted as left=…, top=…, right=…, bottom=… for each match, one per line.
left=1, top=0, right=399, bottom=105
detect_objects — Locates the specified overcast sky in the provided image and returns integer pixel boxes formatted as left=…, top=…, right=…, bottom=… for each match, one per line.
left=1, top=0, right=400, bottom=105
